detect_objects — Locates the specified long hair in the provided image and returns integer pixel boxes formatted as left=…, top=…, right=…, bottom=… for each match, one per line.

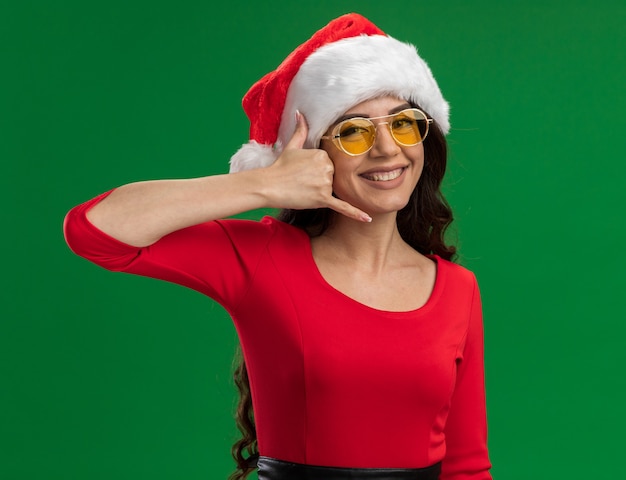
left=229, top=347, right=258, bottom=480
left=229, top=120, right=455, bottom=479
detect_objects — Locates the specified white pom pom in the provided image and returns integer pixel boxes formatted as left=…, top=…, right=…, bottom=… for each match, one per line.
left=229, top=141, right=278, bottom=173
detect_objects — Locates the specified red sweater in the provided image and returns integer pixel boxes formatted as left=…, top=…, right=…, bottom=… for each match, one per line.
left=64, top=192, right=492, bottom=479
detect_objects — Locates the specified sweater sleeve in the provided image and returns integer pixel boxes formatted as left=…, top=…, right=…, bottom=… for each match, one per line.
left=62, top=190, right=275, bottom=312
left=440, top=275, right=492, bottom=480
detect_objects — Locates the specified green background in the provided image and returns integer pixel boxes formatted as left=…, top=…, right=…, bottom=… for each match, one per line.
left=2, top=1, right=625, bottom=479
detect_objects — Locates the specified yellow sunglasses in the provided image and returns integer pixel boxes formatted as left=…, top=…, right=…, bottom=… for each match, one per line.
left=321, top=108, right=433, bottom=156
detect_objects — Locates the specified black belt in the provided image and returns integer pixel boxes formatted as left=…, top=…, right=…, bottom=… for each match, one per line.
left=257, top=456, right=441, bottom=480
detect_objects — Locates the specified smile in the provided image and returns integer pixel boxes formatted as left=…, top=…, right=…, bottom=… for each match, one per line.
left=360, top=167, right=406, bottom=182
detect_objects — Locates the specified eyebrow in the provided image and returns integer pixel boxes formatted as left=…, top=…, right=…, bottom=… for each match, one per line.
left=332, top=102, right=413, bottom=124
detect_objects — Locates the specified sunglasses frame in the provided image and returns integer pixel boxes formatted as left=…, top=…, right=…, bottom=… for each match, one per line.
left=320, top=108, right=433, bottom=156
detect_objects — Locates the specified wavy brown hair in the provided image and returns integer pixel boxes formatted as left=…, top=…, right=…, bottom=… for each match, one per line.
left=229, top=119, right=455, bottom=479
left=229, top=347, right=258, bottom=480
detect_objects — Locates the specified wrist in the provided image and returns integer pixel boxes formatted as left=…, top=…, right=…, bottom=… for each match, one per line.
left=233, top=167, right=280, bottom=210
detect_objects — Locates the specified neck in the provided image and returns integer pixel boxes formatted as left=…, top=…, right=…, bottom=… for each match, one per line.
left=315, top=211, right=409, bottom=274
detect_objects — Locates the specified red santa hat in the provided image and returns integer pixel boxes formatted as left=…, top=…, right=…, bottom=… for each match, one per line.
left=229, top=13, right=450, bottom=173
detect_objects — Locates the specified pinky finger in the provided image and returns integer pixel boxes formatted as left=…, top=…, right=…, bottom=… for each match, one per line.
left=327, top=197, right=372, bottom=223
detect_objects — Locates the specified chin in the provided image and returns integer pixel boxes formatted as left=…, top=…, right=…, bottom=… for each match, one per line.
left=334, top=181, right=416, bottom=216
left=356, top=196, right=412, bottom=216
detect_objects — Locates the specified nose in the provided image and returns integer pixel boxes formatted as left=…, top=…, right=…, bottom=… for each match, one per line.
left=370, top=121, right=401, bottom=157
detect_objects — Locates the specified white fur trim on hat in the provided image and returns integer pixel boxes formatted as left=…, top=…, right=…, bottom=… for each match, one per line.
left=229, top=140, right=278, bottom=173
left=277, top=34, right=449, bottom=156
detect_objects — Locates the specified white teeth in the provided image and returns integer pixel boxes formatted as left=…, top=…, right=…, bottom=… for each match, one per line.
left=362, top=167, right=404, bottom=182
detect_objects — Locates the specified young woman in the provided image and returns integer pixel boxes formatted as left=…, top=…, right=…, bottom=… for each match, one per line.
left=64, top=13, right=492, bottom=480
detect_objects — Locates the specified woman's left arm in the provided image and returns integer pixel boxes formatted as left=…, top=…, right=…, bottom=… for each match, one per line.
left=440, top=277, right=493, bottom=480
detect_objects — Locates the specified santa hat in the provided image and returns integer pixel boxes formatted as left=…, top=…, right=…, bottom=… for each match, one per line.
left=229, top=13, right=449, bottom=173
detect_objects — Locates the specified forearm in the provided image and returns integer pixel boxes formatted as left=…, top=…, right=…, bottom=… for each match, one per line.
left=84, top=112, right=371, bottom=247
left=86, top=170, right=272, bottom=247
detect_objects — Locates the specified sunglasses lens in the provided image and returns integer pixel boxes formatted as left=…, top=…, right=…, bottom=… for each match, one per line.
left=336, top=119, right=376, bottom=155
left=391, top=110, right=427, bottom=146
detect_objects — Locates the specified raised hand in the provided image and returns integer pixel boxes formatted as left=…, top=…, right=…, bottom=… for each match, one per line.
left=262, top=111, right=372, bottom=223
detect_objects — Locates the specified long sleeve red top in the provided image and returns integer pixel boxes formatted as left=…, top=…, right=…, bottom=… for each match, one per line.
left=63, top=192, right=492, bottom=479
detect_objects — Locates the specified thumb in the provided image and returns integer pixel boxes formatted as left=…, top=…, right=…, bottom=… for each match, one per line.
left=283, top=110, right=309, bottom=151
